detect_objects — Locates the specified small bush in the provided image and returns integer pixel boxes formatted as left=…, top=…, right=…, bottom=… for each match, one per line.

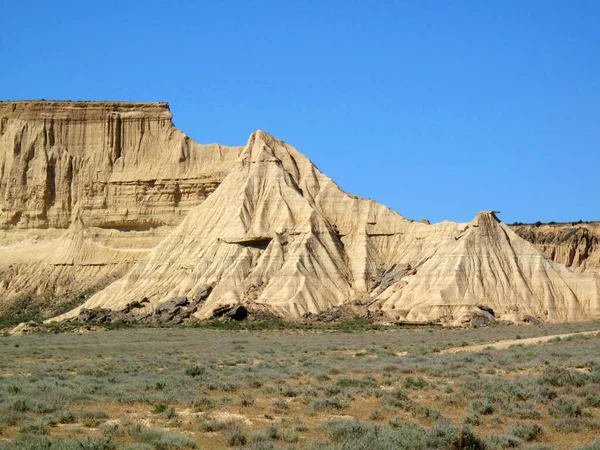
left=506, top=422, right=544, bottom=442
left=554, top=417, right=600, bottom=433
left=321, top=419, right=371, bottom=442
left=134, top=426, right=197, bottom=448
left=403, top=376, right=428, bottom=390
left=265, top=423, right=279, bottom=440
left=462, top=412, right=481, bottom=426
left=272, top=399, right=289, bottom=411
left=10, top=399, right=30, bottom=412
left=487, top=433, right=523, bottom=449
left=542, top=366, right=588, bottom=387
left=368, top=410, right=383, bottom=421
left=227, top=424, right=248, bottom=446
left=199, top=419, right=228, bottom=432
left=472, top=398, right=495, bottom=415
left=239, top=393, right=254, bottom=407
left=549, top=396, right=582, bottom=418
left=311, top=398, right=347, bottom=411
left=152, top=404, right=169, bottom=414
left=583, top=394, right=600, bottom=408
left=185, top=365, right=206, bottom=378
left=282, top=430, right=299, bottom=443
left=19, top=418, right=48, bottom=435
left=218, top=382, right=239, bottom=392
left=575, top=440, right=600, bottom=450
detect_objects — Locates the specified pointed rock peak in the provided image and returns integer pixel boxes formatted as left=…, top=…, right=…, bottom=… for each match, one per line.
left=238, top=130, right=309, bottom=179
left=470, top=211, right=502, bottom=227
left=240, top=130, right=281, bottom=165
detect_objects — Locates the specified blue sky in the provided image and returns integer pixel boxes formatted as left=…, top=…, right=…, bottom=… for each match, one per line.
left=2, top=1, right=598, bottom=224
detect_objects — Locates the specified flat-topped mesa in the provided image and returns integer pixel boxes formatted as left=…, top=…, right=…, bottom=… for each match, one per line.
left=0, top=101, right=172, bottom=122
left=0, top=101, right=243, bottom=229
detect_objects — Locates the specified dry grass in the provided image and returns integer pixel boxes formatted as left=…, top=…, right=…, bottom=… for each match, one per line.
left=0, top=322, right=599, bottom=449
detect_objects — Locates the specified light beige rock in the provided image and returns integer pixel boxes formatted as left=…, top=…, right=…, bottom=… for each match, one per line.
left=371, top=212, right=600, bottom=323
left=50, top=131, right=600, bottom=323
left=0, top=211, right=150, bottom=315
left=2, top=101, right=598, bottom=324
left=0, top=101, right=242, bottom=229
left=0, top=101, right=242, bottom=315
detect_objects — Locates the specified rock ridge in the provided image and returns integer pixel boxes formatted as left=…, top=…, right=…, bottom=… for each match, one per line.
left=50, top=131, right=600, bottom=324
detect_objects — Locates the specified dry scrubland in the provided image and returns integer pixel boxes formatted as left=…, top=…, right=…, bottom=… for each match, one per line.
left=1, top=322, right=600, bottom=449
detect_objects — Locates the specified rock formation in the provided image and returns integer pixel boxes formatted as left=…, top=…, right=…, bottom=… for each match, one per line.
left=0, top=101, right=242, bottom=229
left=0, top=101, right=241, bottom=315
left=49, top=130, right=600, bottom=325
left=511, top=222, right=600, bottom=274
left=1, top=101, right=598, bottom=325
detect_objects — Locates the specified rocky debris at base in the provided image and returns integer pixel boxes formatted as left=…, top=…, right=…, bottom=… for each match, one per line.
left=211, top=304, right=248, bottom=321
left=522, top=314, right=542, bottom=325
left=70, top=291, right=253, bottom=325
left=9, top=321, right=43, bottom=336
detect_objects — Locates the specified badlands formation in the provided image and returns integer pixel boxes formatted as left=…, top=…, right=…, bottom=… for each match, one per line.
left=0, top=101, right=598, bottom=325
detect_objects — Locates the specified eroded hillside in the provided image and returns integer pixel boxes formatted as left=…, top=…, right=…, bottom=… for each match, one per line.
left=0, top=101, right=241, bottom=317
left=0, top=101, right=598, bottom=325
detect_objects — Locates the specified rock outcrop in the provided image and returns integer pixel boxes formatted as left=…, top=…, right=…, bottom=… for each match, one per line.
left=0, top=101, right=242, bottom=316
left=371, top=212, right=600, bottom=323
left=0, top=210, right=150, bottom=316
left=2, top=101, right=598, bottom=325
left=50, top=131, right=600, bottom=324
left=511, top=223, right=600, bottom=274
left=0, top=101, right=242, bottom=229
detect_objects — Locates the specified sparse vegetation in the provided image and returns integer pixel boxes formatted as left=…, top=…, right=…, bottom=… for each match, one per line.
left=0, top=322, right=599, bottom=448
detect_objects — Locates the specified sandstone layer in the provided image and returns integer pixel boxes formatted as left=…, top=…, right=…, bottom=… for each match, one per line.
left=511, top=222, right=600, bottom=274
left=0, top=101, right=242, bottom=229
left=0, top=101, right=241, bottom=315
left=1, top=101, right=598, bottom=325
left=51, top=131, right=600, bottom=324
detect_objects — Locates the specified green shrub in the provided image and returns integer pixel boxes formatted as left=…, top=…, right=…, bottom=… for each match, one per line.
left=583, top=394, right=600, bottom=408
left=0, top=434, right=117, bottom=449
left=311, top=398, right=347, bottom=411
left=134, top=426, right=197, bottom=448
left=403, top=376, right=428, bottom=390
left=542, top=366, right=588, bottom=387
left=549, top=396, right=582, bottom=418
left=227, top=424, right=247, bottom=446
left=199, top=419, right=228, bottom=432
left=575, top=440, right=600, bottom=450
left=472, top=399, right=495, bottom=415
left=239, top=393, right=254, bottom=407
left=184, top=365, right=206, bottom=378
left=506, top=422, right=544, bottom=442
left=462, top=412, right=481, bottom=426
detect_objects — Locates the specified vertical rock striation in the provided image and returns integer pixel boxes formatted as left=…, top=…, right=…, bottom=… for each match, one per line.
left=511, top=223, right=600, bottom=274
left=0, top=101, right=242, bottom=229
left=52, top=132, right=600, bottom=324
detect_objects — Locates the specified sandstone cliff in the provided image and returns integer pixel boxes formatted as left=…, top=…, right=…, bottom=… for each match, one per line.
left=2, top=101, right=598, bottom=325
left=0, top=101, right=241, bottom=317
left=511, top=222, right=600, bottom=274
left=51, top=131, right=600, bottom=324
left=0, top=101, right=242, bottom=229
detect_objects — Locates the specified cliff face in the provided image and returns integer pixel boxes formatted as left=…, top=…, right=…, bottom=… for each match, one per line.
left=511, top=223, right=600, bottom=274
left=1, top=101, right=599, bottom=325
left=0, top=101, right=242, bottom=229
left=52, top=132, right=600, bottom=324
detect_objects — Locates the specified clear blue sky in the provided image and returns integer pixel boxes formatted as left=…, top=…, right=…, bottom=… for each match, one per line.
left=2, top=1, right=598, bottom=224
